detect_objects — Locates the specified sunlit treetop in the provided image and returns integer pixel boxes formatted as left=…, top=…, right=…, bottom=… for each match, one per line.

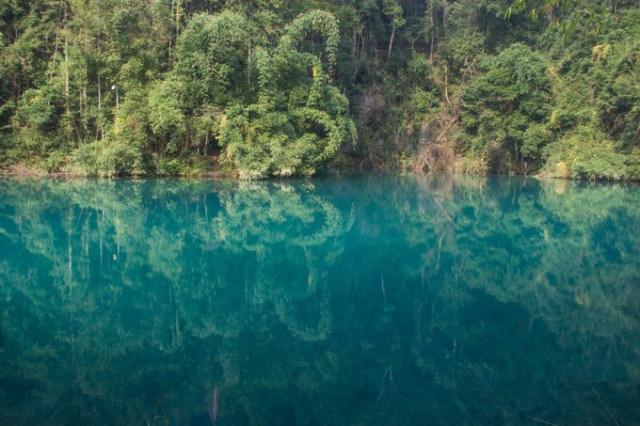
left=506, top=0, right=577, bottom=20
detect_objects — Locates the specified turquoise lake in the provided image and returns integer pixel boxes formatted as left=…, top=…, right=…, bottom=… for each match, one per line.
left=0, top=174, right=639, bottom=425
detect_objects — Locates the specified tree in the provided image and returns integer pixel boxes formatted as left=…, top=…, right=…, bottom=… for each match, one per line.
left=167, top=9, right=355, bottom=178
left=222, top=10, right=355, bottom=178
left=173, top=12, right=250, bottom=112
left=596, top=19, right=640, bottom=150
left=506, top=0, right=576, bottom=21
left=462, top=44, right=552, bottom=173
left=381, top=0, right=405, bottom=65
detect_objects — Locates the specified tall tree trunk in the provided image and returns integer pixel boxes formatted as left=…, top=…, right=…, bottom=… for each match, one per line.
left=63, top=0, right=72, bottom=138
left=429, top=2, right=435, bottom=64
left=98, top=74, right=104, bottom=141
left=351, top=27, right=367, bottom=81
left=169, top=0, right=174, bottom=55
left=443, top=0, right=448, bottom=28
left=64, top=39, right=70, bottom=120
left=386, top=23, right=396, bottom=65
left=64, top=41, right=71, bottom=120
left=444, top=63, right=451, bottom=106
left=175, top=0, right=181, bottom=35
left=247, top=41, right=252, bottom=86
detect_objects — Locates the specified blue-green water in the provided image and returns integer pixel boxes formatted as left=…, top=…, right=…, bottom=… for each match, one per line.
left=0, top=175, right=639, bottom=425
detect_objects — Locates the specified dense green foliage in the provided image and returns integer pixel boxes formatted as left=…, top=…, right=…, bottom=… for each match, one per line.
left=462, top=44, right=553, bottom=174
left=0, top=0, right=638, bottom=178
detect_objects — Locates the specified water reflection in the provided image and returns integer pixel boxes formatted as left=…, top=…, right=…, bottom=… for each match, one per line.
left=0, top=175, right=638, bottom=425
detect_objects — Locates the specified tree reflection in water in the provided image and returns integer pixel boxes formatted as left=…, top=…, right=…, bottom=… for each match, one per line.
left=0, top=175, right=638, bottom=425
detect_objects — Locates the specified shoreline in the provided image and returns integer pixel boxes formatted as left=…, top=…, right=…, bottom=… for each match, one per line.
left=1, top=162, right=638, bottom=183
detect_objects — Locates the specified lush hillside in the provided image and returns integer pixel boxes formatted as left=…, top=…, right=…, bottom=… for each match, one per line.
left=0, top=0, right=638, bottom=178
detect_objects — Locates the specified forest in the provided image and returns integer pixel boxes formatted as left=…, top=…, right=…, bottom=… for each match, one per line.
left=0, top=0, right=638, bottom=179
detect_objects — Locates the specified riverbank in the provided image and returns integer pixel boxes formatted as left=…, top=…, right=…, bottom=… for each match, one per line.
left=2, top=157, right=638, bottom=182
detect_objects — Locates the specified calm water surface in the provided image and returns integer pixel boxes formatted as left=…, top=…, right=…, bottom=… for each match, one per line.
left=0, top=175, right=639, bottom=425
